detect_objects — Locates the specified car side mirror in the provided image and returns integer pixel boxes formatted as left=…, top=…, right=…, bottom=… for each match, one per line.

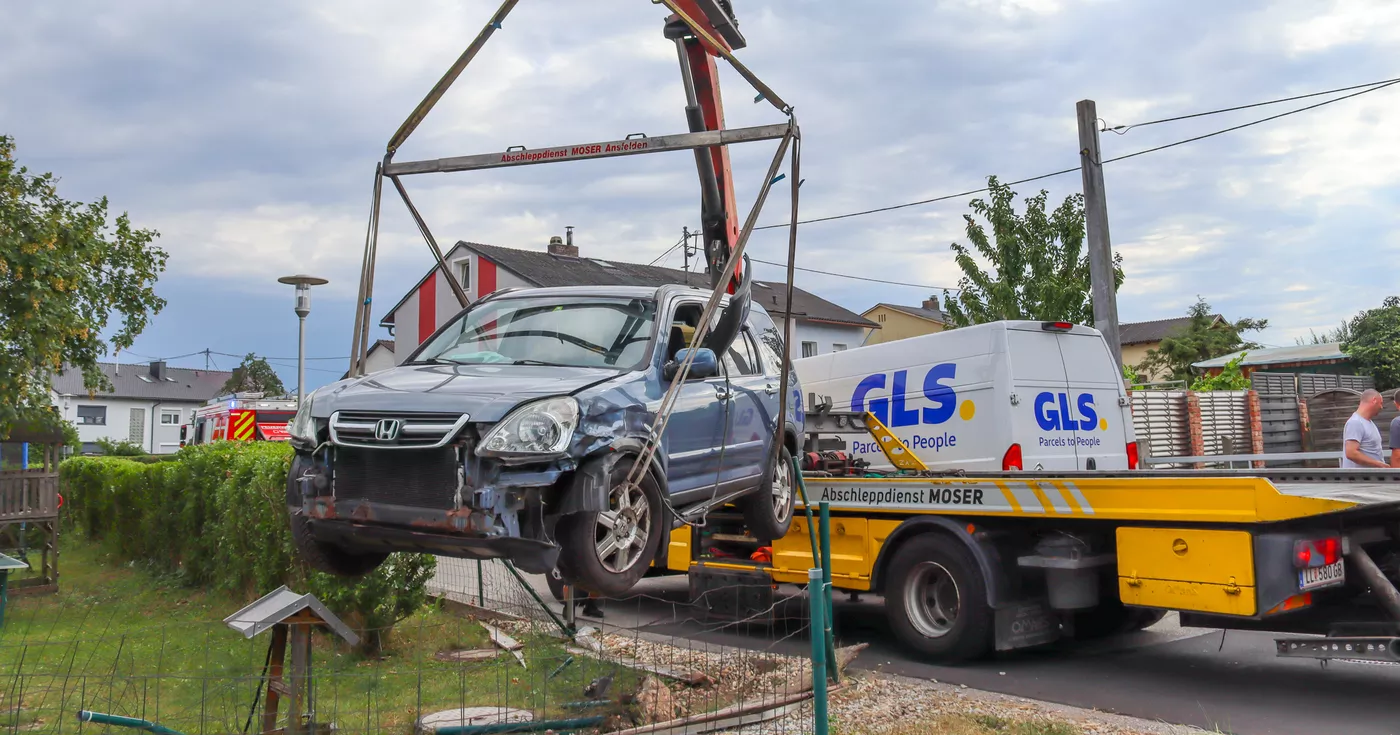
left=664, top=347, right=719, bottom=382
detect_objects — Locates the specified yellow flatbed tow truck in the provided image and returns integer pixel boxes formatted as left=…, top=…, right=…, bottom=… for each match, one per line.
left=651, top=408, right=1400, bottom=664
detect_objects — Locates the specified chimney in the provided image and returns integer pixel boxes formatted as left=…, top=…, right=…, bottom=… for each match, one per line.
left=150, top=360, right=167, bottom=381
left=922, top=298, right=943, bottom=316
left=547, top=234, right=579, bottom=258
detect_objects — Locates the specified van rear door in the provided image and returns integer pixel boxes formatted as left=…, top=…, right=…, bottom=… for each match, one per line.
left=1006, top=326, right=1078, bottom=470
left=1056, top=329, right=1131, bottom=470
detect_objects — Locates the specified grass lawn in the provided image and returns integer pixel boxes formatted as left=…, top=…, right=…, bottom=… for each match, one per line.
left=1, top=539, right=641, bottom=734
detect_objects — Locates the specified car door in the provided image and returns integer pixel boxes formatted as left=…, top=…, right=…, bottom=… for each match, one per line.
left=720, top=328, right=771, bottom=487
left=1006, top=327, right=1078, bottom=470
left=658, top=299, right=729, bottom=500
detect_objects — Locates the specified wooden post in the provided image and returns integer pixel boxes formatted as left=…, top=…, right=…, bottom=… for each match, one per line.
left=288, top=621, right=312, bottom=735
left=1076, top=99, right=1122, bottom=369
left=262, top=624, right=289, bottom=734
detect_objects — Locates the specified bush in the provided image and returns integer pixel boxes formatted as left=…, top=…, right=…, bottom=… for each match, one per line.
left=1190, top=352, right=1251, bottom=392
left=60, top=441, right=436, bottom=653
left=94, top=437, right=148, bottom=456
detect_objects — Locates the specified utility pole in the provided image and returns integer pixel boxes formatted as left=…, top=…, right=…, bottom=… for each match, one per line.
left=1076, top=99, right=1123, bottom=370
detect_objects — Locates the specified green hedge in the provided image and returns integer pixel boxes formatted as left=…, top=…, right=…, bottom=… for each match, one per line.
left=60, top=442, right=436, bottom=652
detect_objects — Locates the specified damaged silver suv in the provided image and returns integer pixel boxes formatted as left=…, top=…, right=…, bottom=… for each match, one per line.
left=285, top=284, right=803, bottom=595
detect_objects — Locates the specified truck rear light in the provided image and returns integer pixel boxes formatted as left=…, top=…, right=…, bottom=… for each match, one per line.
left=1265, top=592, right=1313, bottom=615
left=1002, top=443, right=1023, bottom=471
left=1041, top=321, right=1074, bottom=332
left=1293, top=537, right=1342, bottom=568
left=1126, top=441, right=1139, bottom=470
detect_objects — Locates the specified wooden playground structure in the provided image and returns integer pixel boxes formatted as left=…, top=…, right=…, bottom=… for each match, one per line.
left=0, top=422, right=63, bottom=595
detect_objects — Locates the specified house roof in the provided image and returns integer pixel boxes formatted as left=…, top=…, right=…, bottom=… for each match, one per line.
left=380, top=241, right=878, bottom=329
left=865, top=303, right=946, bottom=324
left=1192, top=343, right=1347, bottom=370
left=50, top=362, right=233, bottom=402
left=1119, top=315, right=1223, bottom=346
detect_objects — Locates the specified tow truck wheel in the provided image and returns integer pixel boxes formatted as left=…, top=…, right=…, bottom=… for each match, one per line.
left=286, top=455, right=388, bottom=578
left=885, top=533, right=993, bottom=663
left=556, top=458, right=663, bottom=597
left=740, top=445, right=796, bottom=541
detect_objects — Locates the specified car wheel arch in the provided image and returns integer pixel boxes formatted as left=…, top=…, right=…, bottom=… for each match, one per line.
left=871, top=517, right=1007, bottom=608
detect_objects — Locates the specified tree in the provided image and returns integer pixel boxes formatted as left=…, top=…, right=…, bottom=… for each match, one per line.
left=1340, top=296, right=1400, bottom=391
left=0, top=135, right=167, bottom=433
left=1136, top=297, right=1268, bottom=383
left=222, top=353, right=286, bottom=395
left=941, top=175, right=1123, bottom=327
left=1295, top=321, right=1351, bottom=346
left=1190, top=352, right=1252, bottom=391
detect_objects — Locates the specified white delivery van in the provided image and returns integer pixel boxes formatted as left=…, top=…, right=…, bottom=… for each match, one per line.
left=793, top=320, right=1137, bottom=472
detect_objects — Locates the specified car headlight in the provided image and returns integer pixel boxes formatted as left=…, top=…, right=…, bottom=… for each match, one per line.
left=288, top=392, right=317, bottom=443
left=480, top=397, right=580, bottom=456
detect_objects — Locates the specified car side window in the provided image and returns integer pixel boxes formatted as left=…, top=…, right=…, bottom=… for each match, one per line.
left=723, top=331, right=760, bottom=376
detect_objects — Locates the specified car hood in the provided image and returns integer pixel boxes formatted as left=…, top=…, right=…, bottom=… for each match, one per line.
left=311, top=363, right=623, bottom=422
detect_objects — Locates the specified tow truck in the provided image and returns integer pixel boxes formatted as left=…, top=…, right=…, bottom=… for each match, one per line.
left=658, top=401, right=1400, bottom=665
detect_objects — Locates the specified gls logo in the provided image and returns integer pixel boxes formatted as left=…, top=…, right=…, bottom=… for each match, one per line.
left=1034, top=392, right=1103, bottom=432
left=851, top=364, right=958, bottom=427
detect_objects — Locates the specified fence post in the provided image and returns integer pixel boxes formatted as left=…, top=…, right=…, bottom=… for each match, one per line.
left=808, top=568, right=829, bottom=735
left=1185, top=392, right=1205, bottom=469
left=818, top=502, right=838, bottom=685
left=1247, top=390, right=1265, bottom=468
left=476, top=560, right=484, bottom=607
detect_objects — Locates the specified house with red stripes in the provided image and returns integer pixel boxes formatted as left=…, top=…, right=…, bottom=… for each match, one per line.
left=376, top=234, right=878, bottom=367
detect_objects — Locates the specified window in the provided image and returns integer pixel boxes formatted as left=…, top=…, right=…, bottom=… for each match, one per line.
left=456, top=259, right=471, bottom=289
left=832, top=344, right=847, bottom=352
left=77, top=405, right=106, bottom=425
left=723, top=332, right=760, bottom=376
left=801, top=341, right=818, bottom=358
left=415, top=294, right=657, bottom=369
left=160, top=410, right=181, bottom=425
left=128, top=408, right=146, bottom=443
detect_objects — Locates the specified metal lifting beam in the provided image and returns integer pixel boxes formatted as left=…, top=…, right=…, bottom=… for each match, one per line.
left=381, top=124, right=790, bottom=176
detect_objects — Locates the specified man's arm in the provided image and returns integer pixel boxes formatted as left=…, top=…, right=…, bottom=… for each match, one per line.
left=1391, top=447, right=1400, bottom=468
left=1346, top=439, right=1390, bottom=468
left=1391, top=420, right=1400, bottom=467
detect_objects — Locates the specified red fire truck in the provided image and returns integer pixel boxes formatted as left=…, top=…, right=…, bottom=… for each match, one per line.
left=181, top=393, right=298, bottom=447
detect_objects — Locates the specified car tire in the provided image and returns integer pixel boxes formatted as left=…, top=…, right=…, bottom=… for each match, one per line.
left=556, top=458, right=663, bottom=597
left=740, top=444, right=796, bottom=542
left=884, top=533, right=993, bottom=663
left=286, top=454, right=388, bottom=578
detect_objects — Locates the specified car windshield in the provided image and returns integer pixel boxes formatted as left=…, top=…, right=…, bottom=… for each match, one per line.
left=414, top=295, right=657, bottom=369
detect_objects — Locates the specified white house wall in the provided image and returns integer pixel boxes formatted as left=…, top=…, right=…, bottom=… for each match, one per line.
left=787, top=319, right=867, bottom=358
left=51, top=393, right=203, bottom=454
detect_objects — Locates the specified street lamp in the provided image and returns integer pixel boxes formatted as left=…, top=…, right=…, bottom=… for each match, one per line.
left=277, top=274, right=329, bottom=404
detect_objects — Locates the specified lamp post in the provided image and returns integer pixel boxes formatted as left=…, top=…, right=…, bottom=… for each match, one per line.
left=277, top=275, right=329, bottom=404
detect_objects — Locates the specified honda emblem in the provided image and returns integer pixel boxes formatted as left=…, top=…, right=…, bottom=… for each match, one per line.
left=373, top=419, right=402, bottom=442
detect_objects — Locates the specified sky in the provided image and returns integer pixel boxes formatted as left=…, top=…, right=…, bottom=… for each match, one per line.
left=4, top=0, right=1399, bottom=392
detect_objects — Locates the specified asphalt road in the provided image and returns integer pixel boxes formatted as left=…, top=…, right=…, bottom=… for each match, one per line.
left=571, top=576, right=1400, bottom=735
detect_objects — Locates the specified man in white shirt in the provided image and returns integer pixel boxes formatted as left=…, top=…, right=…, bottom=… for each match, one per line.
left=1342, top=389, right=1388, bottom=469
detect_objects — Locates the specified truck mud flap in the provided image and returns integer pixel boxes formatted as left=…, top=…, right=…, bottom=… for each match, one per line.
left=995, top=599, right=1060, bottom=651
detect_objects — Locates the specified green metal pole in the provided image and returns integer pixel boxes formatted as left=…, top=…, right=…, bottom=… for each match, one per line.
left=477, top=559, right=485, bottom=606
left=436, top=715, right=606, bottom=735
left=818, top=502, right=839, bottom=685
left=792, top=455, right=820, bottom=565
left=501, top=560, right=572, bottom=636
left=808, top=567, right=829, bottom=735
left=0, top=571, right=8, bottom=630
left=77, top=711, right=187, bottom=735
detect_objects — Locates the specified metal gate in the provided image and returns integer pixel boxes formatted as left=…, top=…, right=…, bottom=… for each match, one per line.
left=1131, top=391, right=1191, bottom=466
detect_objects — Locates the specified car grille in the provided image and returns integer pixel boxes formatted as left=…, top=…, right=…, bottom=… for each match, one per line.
left=333, top=446, right=459, bottom=510
left=329, top=411, right=469, bottom=448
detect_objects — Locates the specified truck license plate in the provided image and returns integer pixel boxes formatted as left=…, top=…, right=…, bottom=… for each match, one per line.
left=1299, top=559, right=1345, bottom=591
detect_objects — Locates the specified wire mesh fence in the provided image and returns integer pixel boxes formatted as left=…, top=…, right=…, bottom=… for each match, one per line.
left=3, top=554, right=829, bottom=735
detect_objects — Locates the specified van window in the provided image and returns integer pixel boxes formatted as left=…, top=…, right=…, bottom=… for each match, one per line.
left=1057, top=334, right=1122, bottom=385
left=1007, top=330, right=1069, bottom=383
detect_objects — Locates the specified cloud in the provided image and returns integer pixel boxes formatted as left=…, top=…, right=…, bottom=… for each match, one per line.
left=6, top=0, right=1400, bottom=389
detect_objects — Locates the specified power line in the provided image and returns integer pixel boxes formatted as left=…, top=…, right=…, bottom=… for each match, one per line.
left=1100, top=78, right=1400, bottom=165
left=753, top=167, right=1080, bottom=230
left=1102, top=75, right=1400, bottom=134
left=648, top=233, right=689, bottom=266
left=755, top=78, right=1400, bottom=231
left=749, top=257, right=961, bottom=292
